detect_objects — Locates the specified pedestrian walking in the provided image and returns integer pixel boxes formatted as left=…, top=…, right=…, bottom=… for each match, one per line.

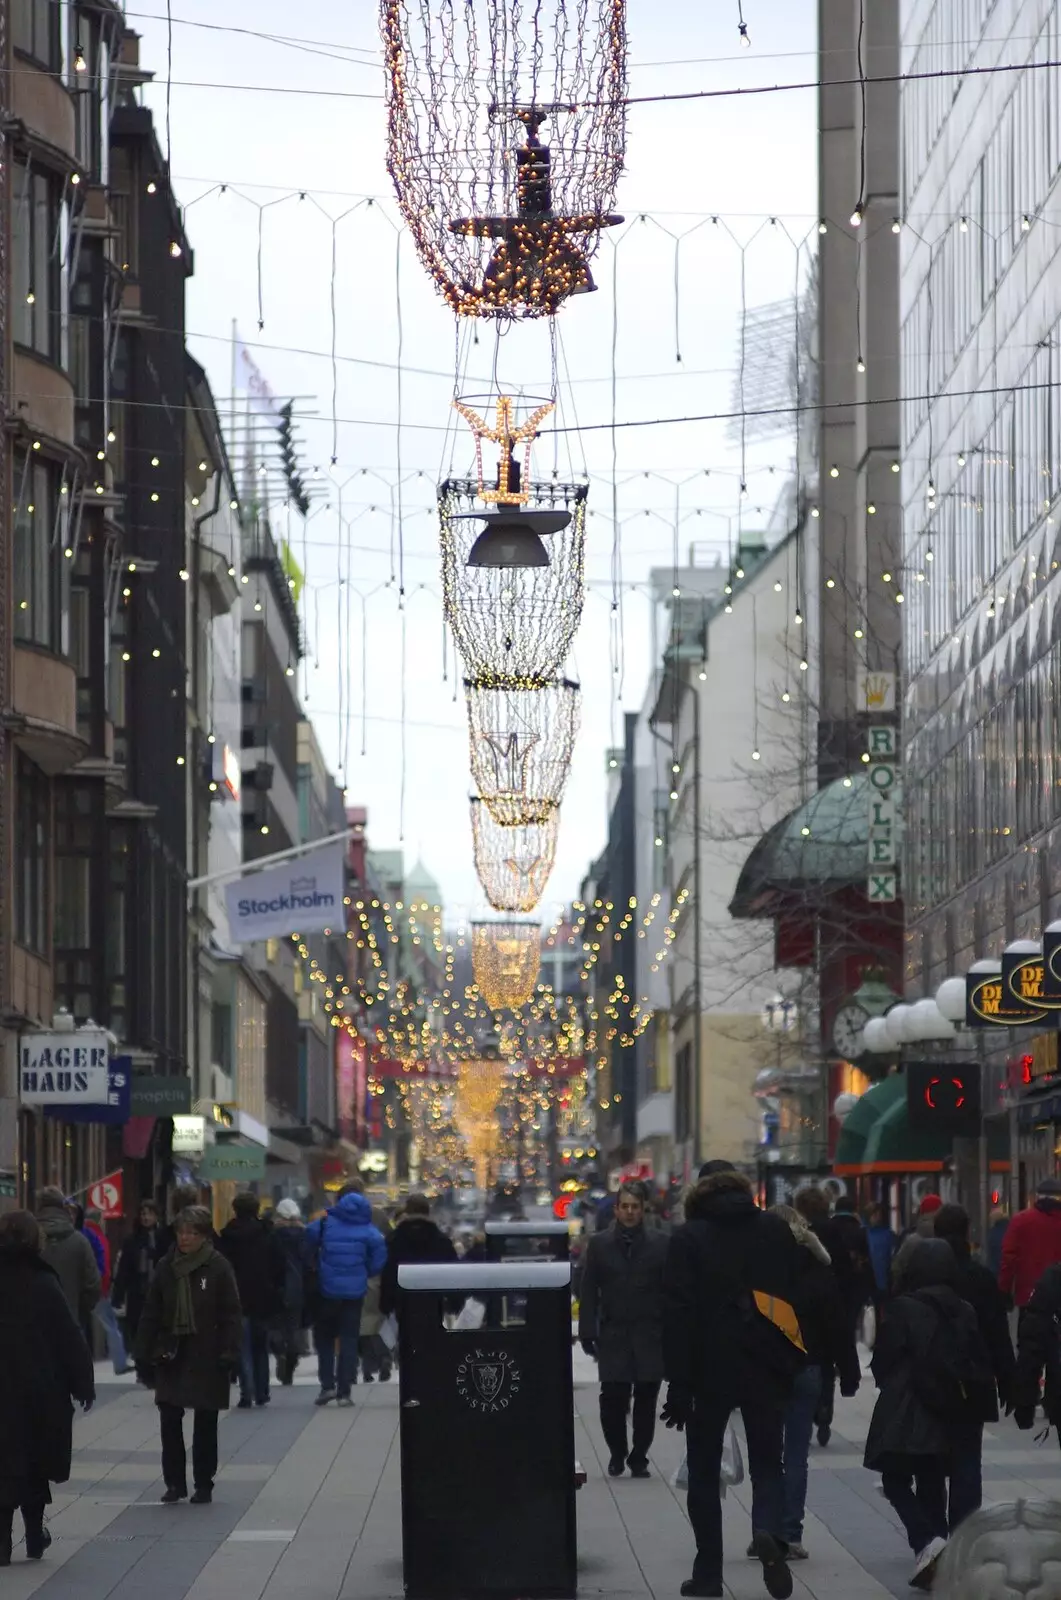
left=891, top=1194, right=944, bottom=1290
left=218, top=1193, right=286, bottom=1409
left=1012, top=1254, right=1061, bottom=1439
left=0, top=1210, right=95, bottom=1566
left=794, top=1186, right=871, bottom=1446
left=931, top=1204, right=1015, bottom=1528
left=766, top=1205, right=861, bottom=1560
left=112, top=1199, right=162, bottom=1348
left=134, top=1205, right=243, bottom=1505
left=80, top=1206, right=130, bottom=1376
left=662, top=1162, right=804, bottom=1600
left=379, top=1192, right=458, bottom=1320
left=271, top=1199, right=306, bottom=1386
left=864, top=1239, right=994, bottom=1591
left=303, top=1181, right=387, bottom=1406
left=578, top=1181, right=668, bottom=1479
left=999, top=1176, right=1061, bottom=1310
left=34, top=1186, right=100, bottom=1334
left=865, top=1202, right=896, bottom=1311
left=359, top=1271, right=394, bottom=1383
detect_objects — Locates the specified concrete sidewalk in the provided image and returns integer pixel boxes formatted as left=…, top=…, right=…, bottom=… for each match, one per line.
left=4, top=1353, right=1058, bottom=1600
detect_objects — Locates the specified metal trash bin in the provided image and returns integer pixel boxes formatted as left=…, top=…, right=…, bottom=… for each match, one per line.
left=398, top=1260, right=576, bottom=1600
left=485, top=1219, right=571, bottom=1262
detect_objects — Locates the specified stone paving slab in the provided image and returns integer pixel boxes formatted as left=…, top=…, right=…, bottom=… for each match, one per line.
left=6, top=1356, right=1054, bottom=1600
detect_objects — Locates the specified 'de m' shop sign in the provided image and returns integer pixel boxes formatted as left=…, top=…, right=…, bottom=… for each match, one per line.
left=19, top=1029, right=111, bottom=1105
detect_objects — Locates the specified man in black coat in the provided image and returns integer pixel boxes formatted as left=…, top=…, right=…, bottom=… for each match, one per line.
left=931, top=1203, right=1015, bottom=1528
left=218, top=1193, right=286, bottom=1409
left=663, top=1166, right=803, bottom=1600
left=379, top=1194, right=458, bottom=1317
left=0, top=1210, right=95, bottom=1564
left=579, top=1182, right=668, bottom=1478
left=794, top=1187, right=872, bottom=1446
left=1013, top=1254, right=1061, bottom=1437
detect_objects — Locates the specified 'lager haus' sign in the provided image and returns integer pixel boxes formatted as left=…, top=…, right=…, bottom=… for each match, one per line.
left=19, top=1029, right=111, bottom=1105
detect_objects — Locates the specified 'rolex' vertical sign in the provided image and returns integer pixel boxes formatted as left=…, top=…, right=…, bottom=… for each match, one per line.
left=866, top=727, right=899, bottom=904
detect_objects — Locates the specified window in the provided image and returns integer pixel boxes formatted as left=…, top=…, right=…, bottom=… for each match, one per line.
left=12, top=159, right=67, bottom=363
left=15, top=754, right=50, bottom=955
left=12, top=450, right=71, bottom=654
left=12, top=0, right=60, bottom=69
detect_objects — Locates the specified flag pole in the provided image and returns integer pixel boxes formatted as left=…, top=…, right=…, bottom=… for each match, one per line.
left=186, top=828, right=351, bottom=895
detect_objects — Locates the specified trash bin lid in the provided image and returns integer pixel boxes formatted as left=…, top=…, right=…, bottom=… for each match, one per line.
left=484, top=1220, right=570, bottom=1235
left=397, top=1261, right=571, bottom=1291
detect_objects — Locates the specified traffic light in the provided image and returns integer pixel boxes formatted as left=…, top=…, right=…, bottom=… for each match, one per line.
left=905, top=1061, right=981, bottom=1135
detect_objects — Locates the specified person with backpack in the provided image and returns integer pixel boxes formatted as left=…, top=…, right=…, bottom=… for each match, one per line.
left=864, top=1238, right=995, bottom=1591
left=662, top=1163, right=804, bottom=1600
left=931, top=1204, right=1015, bottom=1527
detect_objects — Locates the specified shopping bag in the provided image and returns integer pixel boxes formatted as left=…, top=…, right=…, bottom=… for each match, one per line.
left=379, top=1313, right=399, bottom=1351
left=720, top=1418, right=745, bottom=1494
left=671, top=1454, right=689, bottom=1490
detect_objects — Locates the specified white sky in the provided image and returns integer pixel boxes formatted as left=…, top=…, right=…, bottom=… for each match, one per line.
left=130, top=0, right=817, bottom=913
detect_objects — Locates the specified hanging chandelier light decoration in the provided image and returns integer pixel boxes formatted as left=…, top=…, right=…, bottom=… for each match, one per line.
left=467, top=675, right=580, bottom=825
left=472, top=921, right=542, bottom=1010
left=440, top=394, right=587, bottom=677
left=471, top=797, right=559, bottom=913
left=455, top=1056, right=506, bottom=1187
left=381, top=0, right=627, bottom=318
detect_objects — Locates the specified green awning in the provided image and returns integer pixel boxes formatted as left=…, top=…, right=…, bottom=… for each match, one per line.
left=862, top=1094, right=950, bottom=1171
left=833, top=1075, right=906, bottom=1172
left=730, top=773, right=874, bottom=917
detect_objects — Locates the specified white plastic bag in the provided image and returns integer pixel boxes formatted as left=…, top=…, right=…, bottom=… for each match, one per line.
left=379, top=1313, right=399, bottom=1351
left=454, top=1298, right=486, bottom=1331
left=720, top=1419, right=745, bottom=1495
left=671, top=1454, right=689, bottom=1490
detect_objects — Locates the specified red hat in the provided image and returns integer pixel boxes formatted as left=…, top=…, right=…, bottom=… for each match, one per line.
left=918, top=1194, right=943, bottom=1216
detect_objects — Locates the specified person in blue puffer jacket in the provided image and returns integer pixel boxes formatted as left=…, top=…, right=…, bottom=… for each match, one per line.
left=302, top=1182, right=387, bottom=1407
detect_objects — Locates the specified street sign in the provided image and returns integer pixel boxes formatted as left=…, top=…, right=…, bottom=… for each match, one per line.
left=198, top=1143, right=267, bottom=1182
left=50, top=1058, right=131, bottom=1126
left=130, top=1074, right=192, bottom=1116
left=87, top=1171, right=124, bottom=1219
left=172, top=1115, right=207, bottom=1157
left=19, top=1029, right=110, bottom=1105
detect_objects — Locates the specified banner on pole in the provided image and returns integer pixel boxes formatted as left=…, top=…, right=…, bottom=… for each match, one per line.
left=87, top=1171, right=124, bottom=1219
left=224, top=841, right=346, bottom=943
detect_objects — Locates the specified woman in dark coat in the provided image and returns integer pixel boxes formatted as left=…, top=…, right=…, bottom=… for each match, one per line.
left=864, top=1239, right=993, bottom=1592
left=134, top=1205, right=243, bottom=1505
left=579, top=1182, right=668, bottom=1478
left=0, top=1210, right=95, bottom=1565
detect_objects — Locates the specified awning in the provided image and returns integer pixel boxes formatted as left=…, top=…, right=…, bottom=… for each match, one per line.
left=833, top=1075, right=905, bottom=1173
left=730, top=773, right=873, bottom=918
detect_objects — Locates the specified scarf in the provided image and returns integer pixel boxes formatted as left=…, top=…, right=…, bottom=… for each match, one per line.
left=168, top=1241, right=213, bottom=1337
left=616, top=1223, right=642, bottom=1259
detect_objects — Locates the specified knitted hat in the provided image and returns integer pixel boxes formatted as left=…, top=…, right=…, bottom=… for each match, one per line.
left=275, top=1198, right=302, bottom=1221
left=918, top=1193, right=944, bottom=1216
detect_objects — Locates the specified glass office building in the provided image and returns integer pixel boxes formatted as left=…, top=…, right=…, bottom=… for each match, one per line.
left=900, top=2, right=1061, bottom=989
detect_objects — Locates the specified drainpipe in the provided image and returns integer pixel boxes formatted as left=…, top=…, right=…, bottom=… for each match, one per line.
left=189, top=468, right=224, bottom=1101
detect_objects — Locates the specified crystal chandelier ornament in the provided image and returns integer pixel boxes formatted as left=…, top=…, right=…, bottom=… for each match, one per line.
left=381, top=0, right=627, bottom=318
left=471, top=797, right=559, bottom=913
left=466, top=676, right=580, bottom=825
left=472, top=921, right=542, bottom=1010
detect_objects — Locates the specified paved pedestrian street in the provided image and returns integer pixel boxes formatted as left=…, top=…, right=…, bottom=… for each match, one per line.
left=6, top=1354, right=1058, bottom=1600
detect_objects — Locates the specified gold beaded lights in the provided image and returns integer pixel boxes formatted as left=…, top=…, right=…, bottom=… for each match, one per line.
left=472, top=921, right=542, bottom=1010
left=471, top=797, right=559, bottom=912
left=466, top=675, right=580, bottom=826
left=381, top=0, right=627, bottom=318
left=455, top=1056, right=506, bottom=1187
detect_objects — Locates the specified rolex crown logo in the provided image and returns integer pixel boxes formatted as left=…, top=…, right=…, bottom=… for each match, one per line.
left=864, top=674, right=890, bottom=708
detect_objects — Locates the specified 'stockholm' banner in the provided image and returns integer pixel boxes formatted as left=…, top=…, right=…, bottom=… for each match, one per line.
left=224, top=841, right=345, bottom=943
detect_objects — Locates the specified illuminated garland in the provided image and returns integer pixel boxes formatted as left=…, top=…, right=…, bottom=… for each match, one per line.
left=466, top=675, right=580, bottom=826
left=470, top=797, right=559, bottom=912
left=440, top=478, right=587, bottom=683
left=472, top=921, right=542, bottom=1010
left=454, top=1056, right=506, bottom=1186
left=381, top=0, right=627, bottom=318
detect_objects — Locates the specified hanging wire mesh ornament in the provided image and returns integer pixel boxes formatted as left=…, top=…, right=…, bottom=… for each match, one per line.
left=471, top=797, right=560, bottom=913
left=472, top=922, right=542, bottom=1010
left=467, top=676, right=580, bottom=825
left=455, top=1056, right=506, bottom=1187
left=381, top=0, right=627, bottom=318
left=441, top=480, right=587, bottom=680
left=441, top=390, right=587, bottom=673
